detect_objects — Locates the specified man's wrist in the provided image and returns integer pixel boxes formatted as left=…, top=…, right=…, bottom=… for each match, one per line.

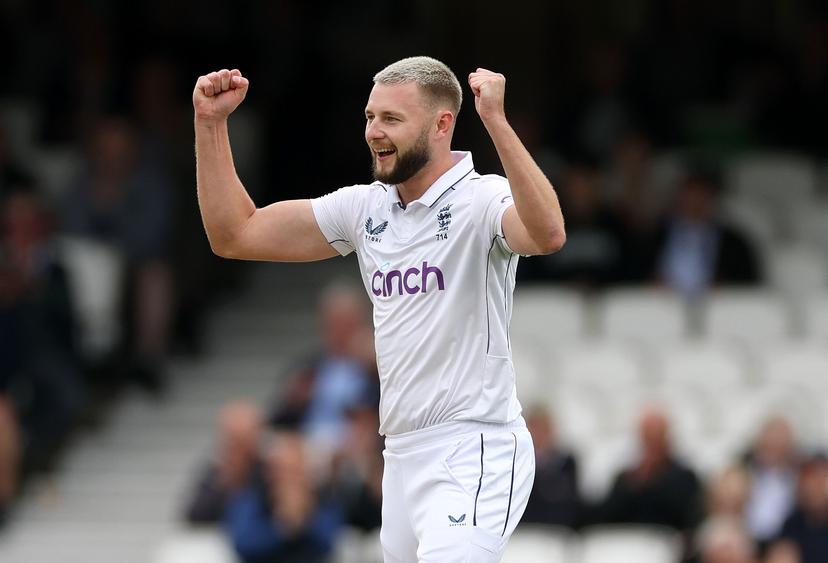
left=481, top=114, right=511, bottom=135
left=194, top=115, right=228, bottom=131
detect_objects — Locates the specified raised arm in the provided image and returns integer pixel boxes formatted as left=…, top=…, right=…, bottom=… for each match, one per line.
left=468, top=68, right=566, bottom=256
left=193, top=69, right=338, bottom=262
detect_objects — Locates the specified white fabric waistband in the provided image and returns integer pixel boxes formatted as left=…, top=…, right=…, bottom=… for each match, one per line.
left=384, top=417, right=527, bottom=453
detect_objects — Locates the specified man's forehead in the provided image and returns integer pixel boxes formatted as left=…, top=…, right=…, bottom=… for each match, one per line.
left=365, top=81, right=426, bottom=112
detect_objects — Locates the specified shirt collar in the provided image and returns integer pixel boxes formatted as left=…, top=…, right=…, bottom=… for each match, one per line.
left=386, top=151, right=475, bottom=211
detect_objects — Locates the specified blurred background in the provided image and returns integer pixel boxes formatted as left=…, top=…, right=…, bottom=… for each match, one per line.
left=1, top=0, right=827, bottom=562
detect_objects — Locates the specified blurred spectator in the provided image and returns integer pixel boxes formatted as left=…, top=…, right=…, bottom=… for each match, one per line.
left=557, top=41, right=635, bottom=161
left=330, top=405, right=383, bottom=533
left=269, top=284, right=378, bottom=450
left=0, top=123, right=34, bottom=200
left=62, top=115, right=175, bottom=392
left=772, top=453, right=828, bottom=563
left=597, top=406, right=702, bottom=534
left=655, top=166, right=761, bottom=300
left=707, top=466, right=751, bottom=521
left=0, top=190, right=85, bottom=472
left=0, top=396, right=19, bottom=526
left=696, top=517, right=758, bottom=563
left=131, top=57, right=223, bottom=356
left=521, top=406, right=581, bottom=529
left=691, top=467, right=754, bottom=563
left=518, top=163, right=622, bottom=289
left=607, top=133, right=666, bottom=284
left=225, top=432, right=342, bottom=563
left=604, top=131, right=665, bottom=214
left=184, top=401, right=263, bottom=525
left=765, top=542, right=801, bottom=563
left=743, top=417, right=800, bottom=549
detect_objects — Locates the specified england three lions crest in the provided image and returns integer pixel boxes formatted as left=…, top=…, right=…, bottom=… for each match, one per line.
left=436, top=204, right=452, bottom=241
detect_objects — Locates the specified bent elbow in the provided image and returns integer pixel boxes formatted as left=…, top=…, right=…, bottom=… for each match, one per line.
left=210, top=244, right=230, bottom=259
left=208, top=237, right=237, bottom=259
left=537, top=229, right=566, bottom=255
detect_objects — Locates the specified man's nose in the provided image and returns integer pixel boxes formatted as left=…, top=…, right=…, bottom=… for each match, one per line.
left=365, top=120, right=384, bottom=141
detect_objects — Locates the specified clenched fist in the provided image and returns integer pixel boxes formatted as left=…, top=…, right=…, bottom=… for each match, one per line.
left=193, top=69, right=249, bottom=122
left=468, top=68, right=506, bottom=124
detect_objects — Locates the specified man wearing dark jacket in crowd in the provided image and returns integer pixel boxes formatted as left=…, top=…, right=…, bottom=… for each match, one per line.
left=184, top=401, right=263, bottom=524
left=655, top=167, right=761, bottom=299
left=598, top=407, right=702, bottom=534
left=771, top=454, right=828, bottom=563
left=521, top=407, right=582, bottom=529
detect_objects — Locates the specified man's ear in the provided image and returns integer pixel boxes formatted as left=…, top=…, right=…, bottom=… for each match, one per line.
left=435, top=110, right=455, bottom=139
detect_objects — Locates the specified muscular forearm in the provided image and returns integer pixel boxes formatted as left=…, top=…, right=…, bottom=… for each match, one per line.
left=483, top=117, right=565, bottom=246
left=195, top=118, right=256, bottom=255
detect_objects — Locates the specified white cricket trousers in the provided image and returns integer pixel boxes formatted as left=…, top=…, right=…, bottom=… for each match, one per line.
left=380, top=417, right=535, bottom=563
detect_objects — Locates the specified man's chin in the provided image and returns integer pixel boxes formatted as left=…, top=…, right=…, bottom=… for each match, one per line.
left=373, top=163, right=396, bottom=184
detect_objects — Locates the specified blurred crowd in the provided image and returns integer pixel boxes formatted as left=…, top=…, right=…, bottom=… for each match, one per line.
left=516, top=145, right=762, bottom=299
left=0, top=1, right=826, bottom=561
left=182, top=286, right=382, bottom=563
left=185, top=285, right=827, bottom=563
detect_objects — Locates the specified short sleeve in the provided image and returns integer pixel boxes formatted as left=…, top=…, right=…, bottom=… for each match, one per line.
left=479, top=177, right=517, bottom=254
left=311, top=185, right=361, bottom=256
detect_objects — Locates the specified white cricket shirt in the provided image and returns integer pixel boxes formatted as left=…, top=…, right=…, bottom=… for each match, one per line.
left=311, top=151, right=522, bottom=436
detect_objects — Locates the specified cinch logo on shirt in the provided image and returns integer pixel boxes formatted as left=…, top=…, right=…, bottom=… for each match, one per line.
left=371, top=261, right=445, bottom=297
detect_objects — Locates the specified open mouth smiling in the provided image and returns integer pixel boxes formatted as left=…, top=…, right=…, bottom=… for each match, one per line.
left=375, top=147, right=397, bottom=161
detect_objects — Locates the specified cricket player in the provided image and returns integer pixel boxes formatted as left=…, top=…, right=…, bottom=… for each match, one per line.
left=193, top=56, right=565, bottom=562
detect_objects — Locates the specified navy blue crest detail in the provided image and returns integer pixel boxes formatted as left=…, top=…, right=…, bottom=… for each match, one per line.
left=448, top=513, right=466, bottom=523
left=365, top=217, right=388, bottom=235
left=437, top=203, right=452, bottom=232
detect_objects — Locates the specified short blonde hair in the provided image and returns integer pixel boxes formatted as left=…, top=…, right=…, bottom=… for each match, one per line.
left=373, top=56, right=462, bottom=115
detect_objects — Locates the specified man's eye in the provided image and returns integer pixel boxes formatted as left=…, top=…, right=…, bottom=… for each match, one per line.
left=386, top=116, right=399, bottom=122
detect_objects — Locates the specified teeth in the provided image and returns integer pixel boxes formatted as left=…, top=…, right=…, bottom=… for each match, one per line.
left=376, top=148, right=395, bottom=155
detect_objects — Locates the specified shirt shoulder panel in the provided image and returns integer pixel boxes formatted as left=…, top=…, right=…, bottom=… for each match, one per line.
left=311, top=183, right=384, bottom=256
left=470, top=174, right=516, bottom=254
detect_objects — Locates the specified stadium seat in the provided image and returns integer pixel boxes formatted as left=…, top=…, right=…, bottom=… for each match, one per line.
left=552, top=381, right=619, bottom=448
left=789, top=201, right=828, bottom=249
left=703, top=290, right=792, bottom=352
left=577, top=436, right=637, bottom=502
left=153, top=529, right=236, bottom=563
left=502, top=525, right=576, bottom=563
left=762, top=345, right=828, bottom=391
left=727, top=153, right=818, bottom=214
left=511, top=287, right=588, bottom=347
left=657, top=343, right=747, bottom=392
left=599, top=289, right=687, bottom=349
left=58, top=235, right=126, bottom=360
left=721, top=196, right=779, bottom=249
left=655, top=343, right=749, bottom=451
left=33, top=146, right=83, bottom=198
left=362, top=529, right=384, bottom=563
left=726, top=383, right=826, bottom=451
left=512, top=340, right=550, bottom=405
left=646, top=387, right=710, bottom=450
left=556, top=341, right=646, bottom=390
left=0, top=98, right=40, bottom=162
left=802, top=292, right=828, bottom=344
left=766, top=244, right=828, bottom=299
left=580, top=525, right=683, bottom=563
left=332, top=527, right=383, bottom=563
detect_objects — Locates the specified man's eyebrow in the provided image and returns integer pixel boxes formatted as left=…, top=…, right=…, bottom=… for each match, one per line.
left=365, top=109, right=405, bottom=118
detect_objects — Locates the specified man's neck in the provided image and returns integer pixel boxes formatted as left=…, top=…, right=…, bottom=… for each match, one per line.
left=396, top=150, right=455, bottom=206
